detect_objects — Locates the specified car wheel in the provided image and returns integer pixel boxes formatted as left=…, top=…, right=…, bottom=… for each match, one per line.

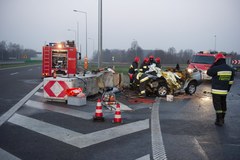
left=156, top=83, right=168, bottom=97
left=185, top=81, right=197, bottom=95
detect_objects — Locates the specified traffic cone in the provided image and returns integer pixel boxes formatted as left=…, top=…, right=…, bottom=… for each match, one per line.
left=93, top=98, right=105, bottom=122
left=112, top=103, right=123, bottom=123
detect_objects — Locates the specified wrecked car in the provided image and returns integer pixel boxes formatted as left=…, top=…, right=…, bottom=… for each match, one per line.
left=144, top=64, right=201, bottom=97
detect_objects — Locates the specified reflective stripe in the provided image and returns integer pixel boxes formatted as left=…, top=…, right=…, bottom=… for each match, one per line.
left=143, top=66, right=147, bottom=68
left=114, top=115, right=121, bottom=118
left=217, top=71, right=232, bottom=76
left=229, top=81, right=233, bottom=84
left=134, top=69, right=138, bottom=71
left=140, top=90, right=146, bottom=94
left=212, top=89, right=228, bottom=95
left=216, top=110, right=223, bottom=113
left=130, top=65, right=133, bottom=68
left=140, top=77, right=149, bottom=83
left=136, top=73, right=143, bottom=80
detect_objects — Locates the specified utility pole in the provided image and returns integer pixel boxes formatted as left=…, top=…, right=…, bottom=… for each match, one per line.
left=98, top=0, right=102, bottom=68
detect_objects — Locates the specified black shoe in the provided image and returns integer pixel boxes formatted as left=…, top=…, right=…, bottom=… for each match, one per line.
left=215, top=113, right=224, bottom=126
left=215, top=119, right=224, bottom=126
left=222, top=113, right=225, bottom=124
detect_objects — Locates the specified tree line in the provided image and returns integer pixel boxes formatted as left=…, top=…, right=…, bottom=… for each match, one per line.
left=1, top=40, right=238, bottom=64
left=92, top=46, right=195, bottom=64
left=0, top=41, right=38, bottom=60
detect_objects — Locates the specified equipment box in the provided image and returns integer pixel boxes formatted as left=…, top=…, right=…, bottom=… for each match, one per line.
left=67, top=94, right=86, bottom=106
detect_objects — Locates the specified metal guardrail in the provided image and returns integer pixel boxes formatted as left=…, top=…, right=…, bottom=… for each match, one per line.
left=0, top=61, right=25, bottom=64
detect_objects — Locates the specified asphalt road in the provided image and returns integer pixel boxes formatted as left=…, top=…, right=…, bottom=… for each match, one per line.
left=0, top=65, right=42, bottom=116
left=0, top=67, right=239, bottom=160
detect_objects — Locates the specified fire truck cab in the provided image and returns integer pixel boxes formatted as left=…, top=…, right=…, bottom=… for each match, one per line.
left=187, top=51, right=217, bottom=80
left=187, top=51, right=235, bottom=80
left=42, top=41, right=77, bottom=77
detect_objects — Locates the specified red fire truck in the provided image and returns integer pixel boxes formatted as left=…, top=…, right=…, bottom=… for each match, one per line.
left=42, top=41, right=77, bottom=77
left=187, top=51, right=234, bottom=80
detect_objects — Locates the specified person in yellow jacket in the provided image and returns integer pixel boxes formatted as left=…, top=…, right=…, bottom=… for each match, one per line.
left=139, top=57, right=149, bottom=73
left=128, top=57, right=140, bottom=87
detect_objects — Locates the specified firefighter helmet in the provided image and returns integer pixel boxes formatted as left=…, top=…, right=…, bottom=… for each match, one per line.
left=215, top=53, right=225, bottom=62
left=143, top=57, right=149, bottom=63
left=155, top=57, right=161, bottom=63
left=149, top=55, right=154, bottom=63
left=134, top=56, right=140, bottom=63
left=149, top=55, right=154, bottom=59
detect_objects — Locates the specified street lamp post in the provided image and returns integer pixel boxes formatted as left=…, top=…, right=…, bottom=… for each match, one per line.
left=98, top=0, right=102, bottom=68
left=67, top=29, right=77, bottom=44
left=73, top=10, right=88, bottom=58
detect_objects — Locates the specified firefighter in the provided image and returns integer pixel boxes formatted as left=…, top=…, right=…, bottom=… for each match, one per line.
left=139, top=57, right=149, bottom=73
left=135, top=71, right=149, bottom=97
left=175, top=63, right=180, bottom=71
left=128, top=56, right=140, bottom=87
left=135, top=57, right=150, bottom=97
left=155, top=57, right=161, bottom=68
left=148, top=55, right=156, bottom=65
left=207, top=53, right=235, bottom=126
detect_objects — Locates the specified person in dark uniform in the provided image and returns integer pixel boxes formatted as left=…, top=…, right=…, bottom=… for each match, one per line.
left=139, top=57, right=149, bottom=73
left=135, top=71, right=149, bottom=97
left=128, top=56, right=140, bottom=87
left=207, top=53, right=235, bottom=126
left=148, top=55, right=156, bottom=65
left=155, top=57, right=161, bottom=68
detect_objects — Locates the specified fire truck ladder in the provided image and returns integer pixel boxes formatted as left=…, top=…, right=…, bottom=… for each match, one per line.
left=43, top=48, right=51, bottom=76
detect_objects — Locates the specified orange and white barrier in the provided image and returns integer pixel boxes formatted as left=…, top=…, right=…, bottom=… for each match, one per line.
left=43, top=77, right=77, bottom=101
left=112, top=103, right=122, bottom=123
left=93, top=99, right=104, bottom=122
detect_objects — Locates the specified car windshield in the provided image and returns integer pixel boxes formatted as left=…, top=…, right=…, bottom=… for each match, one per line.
left=191, top=55, right=215, bottom=64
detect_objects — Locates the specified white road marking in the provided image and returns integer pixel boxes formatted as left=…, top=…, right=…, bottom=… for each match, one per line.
left=0, top=82, right=43, bottom=126
left=136, top=154, right=151, bottom=160
left=67, top=119, right=149, bottom=148
left=108, top=102, right=133, bottom=111
left=151, top=97, right=167, bottom=160
left=8, top=114, right=83, bottom=140
left=10, top=72, right=19, bottom=75
left=0, top=148, right=21, bottom=160
left=28, top=69, right=33, bottom=71
left=8, top=114, right=149, bottom=149
left=0, top=64, right=41, bottom=71
left=193, top=138, right=209, bottom=160
left=25, top=100, right=92, bottom=120
left=34, top=91, right=43, bottom=97
left=117, top=102, right=132, bottom=111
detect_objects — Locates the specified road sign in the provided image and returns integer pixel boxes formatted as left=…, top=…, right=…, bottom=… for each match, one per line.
left=232, top=59, right=240, bottom=65
left=43, top=77, right=77, bottom=100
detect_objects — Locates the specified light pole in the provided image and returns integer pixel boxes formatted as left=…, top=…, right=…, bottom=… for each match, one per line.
left=88, top=38, right=94, bottom=56
left=73, top=10, right=88, bottom=58
left=98, top=0, right=102, bottom=68
left=67, top=29, right=77, bottom=44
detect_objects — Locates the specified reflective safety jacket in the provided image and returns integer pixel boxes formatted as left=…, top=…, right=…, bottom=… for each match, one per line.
left=128, top=61, right=138, bottom=75
left=207, top=59, right=235, bottom=95
left=139, top=63, right=149, bottom=73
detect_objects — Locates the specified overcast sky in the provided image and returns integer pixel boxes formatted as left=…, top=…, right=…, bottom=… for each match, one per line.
left=0, top=0, right=240, bottom=58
